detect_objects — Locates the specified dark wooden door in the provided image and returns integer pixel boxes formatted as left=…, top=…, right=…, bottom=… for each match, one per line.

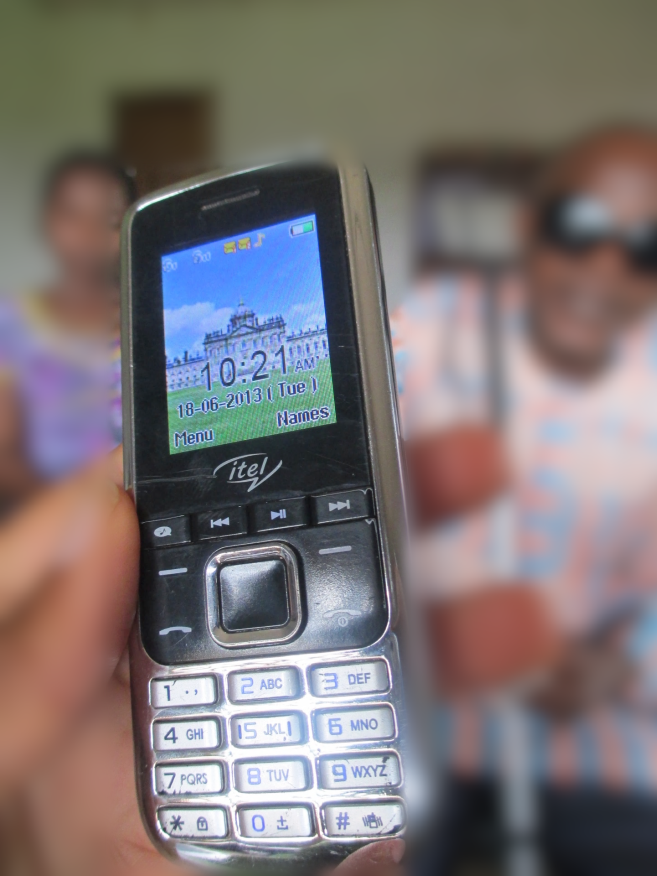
left=114, top=92, right=215, bottom=197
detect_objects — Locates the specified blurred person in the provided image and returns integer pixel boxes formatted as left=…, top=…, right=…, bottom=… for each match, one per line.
left=393, top=126, right=657, bottom=875
left=0, top=152, right=136, bottom=509
left=0, top=446, right=405, bottom=876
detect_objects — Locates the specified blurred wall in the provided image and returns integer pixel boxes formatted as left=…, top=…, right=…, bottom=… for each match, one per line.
left=2, top=0, right=657, bottom=306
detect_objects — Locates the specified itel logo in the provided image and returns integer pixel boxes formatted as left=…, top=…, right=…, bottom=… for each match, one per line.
left=213, top=453, right=283, bottom=492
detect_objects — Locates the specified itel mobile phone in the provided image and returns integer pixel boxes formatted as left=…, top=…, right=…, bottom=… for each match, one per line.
left=122, top=159, right=423, bottom=869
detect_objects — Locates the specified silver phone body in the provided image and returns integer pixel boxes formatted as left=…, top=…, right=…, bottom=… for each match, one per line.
left=122, top=160, right=424, bottom=869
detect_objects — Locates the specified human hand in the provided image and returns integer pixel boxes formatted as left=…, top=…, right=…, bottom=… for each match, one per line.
left=0, top=447, right=139, bottom=793
left=22, top=659, right=404, bottom=875
left=424, top=586, right=562, bottom=696
left=404, top=424, right=509, bottom=526
left=529, top=624, right=635, bottom=721
left=1, top=448, right=405, bottom=875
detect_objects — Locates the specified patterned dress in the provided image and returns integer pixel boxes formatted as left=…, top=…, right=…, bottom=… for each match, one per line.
left=0, top=293, right=122, bottom=480
left=391, top=274, right=657, bottom=793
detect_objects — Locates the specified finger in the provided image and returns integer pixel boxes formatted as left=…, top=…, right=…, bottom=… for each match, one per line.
left=102, top=444, right=125, bottom=489
left=0, top=485, right=140, bottom=789
left=0, top=455, right=125, bottom=623
left=26, top=666, right=197, bottom=876
left=335, top=840, right=405, bottom=874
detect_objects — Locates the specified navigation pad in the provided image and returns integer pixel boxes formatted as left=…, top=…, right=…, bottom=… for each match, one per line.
left=139, top=519, right=387, bottom=665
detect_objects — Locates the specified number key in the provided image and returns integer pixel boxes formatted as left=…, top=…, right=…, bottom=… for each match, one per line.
left=314, top=706, right=395, bottom=743
left=155, top=762, right=224, bottom=795
left=227, top=668, right=299, bottom=703
left=153, top=719, right=220, bottom=751
left=151, top=676, right=217, bottom=709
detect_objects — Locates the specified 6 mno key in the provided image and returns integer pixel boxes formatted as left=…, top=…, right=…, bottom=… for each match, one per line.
left=123, top=158, right=432, bottom=866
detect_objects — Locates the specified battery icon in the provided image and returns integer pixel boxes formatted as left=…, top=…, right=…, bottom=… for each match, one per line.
left=290, top=220, right=314, bottom=237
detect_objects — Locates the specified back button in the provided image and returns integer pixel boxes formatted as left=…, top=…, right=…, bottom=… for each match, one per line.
left=196, top=506, right=247, bottom=540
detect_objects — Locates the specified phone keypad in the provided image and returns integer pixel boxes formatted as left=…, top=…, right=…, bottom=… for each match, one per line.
left=151, top=656, right=405, bottom=842
left=150, top=657, right=405, bottom=842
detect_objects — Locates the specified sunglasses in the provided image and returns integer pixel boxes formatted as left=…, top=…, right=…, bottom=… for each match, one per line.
left=537, top=195, right=657, bottom=276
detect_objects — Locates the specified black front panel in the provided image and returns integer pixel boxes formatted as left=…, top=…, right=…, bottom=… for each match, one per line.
left=128, top=164, right=387, bottom=665
left=140, top=519, right=387, bottom=664
left=129, top=164, right=371, bottom=521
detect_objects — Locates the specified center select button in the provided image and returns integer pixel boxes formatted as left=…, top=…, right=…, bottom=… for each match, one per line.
left=251, top=497, right=309, bottom=532
left=220, top=560, right=289, bottom=632
left=207, top=543, right=302, bottom=647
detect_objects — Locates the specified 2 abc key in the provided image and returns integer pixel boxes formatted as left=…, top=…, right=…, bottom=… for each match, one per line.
left=228, top=668, right=300, bottom=703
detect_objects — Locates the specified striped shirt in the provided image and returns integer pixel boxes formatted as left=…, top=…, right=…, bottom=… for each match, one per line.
left=391, top=274, right=657, bottom=792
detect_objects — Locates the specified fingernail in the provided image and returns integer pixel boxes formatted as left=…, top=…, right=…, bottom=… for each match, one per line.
left=389, top=839, right=406, bottom=863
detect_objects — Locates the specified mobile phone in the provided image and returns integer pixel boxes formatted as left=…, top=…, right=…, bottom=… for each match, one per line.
left=122, top=159, right=422, bottom=869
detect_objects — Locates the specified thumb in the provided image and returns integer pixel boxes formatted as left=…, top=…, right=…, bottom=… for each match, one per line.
left=0, top=447, right=127, bottom=622
left=335, top=840, right=406, bottom=874
left=0, top=448, right=140, bottom=790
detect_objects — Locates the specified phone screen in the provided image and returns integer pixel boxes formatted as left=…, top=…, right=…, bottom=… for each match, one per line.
left=162, top=214, right=337, bottom=455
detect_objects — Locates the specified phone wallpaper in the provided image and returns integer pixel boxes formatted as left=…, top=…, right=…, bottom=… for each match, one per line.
left=162, top=215, right=337, bottom=455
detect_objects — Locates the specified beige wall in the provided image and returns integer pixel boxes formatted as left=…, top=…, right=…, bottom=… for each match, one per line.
left=3, top=0, right=657, bottom=303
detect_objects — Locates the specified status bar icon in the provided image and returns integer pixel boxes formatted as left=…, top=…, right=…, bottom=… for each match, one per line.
left=290, top=220, right=314, bottom=237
